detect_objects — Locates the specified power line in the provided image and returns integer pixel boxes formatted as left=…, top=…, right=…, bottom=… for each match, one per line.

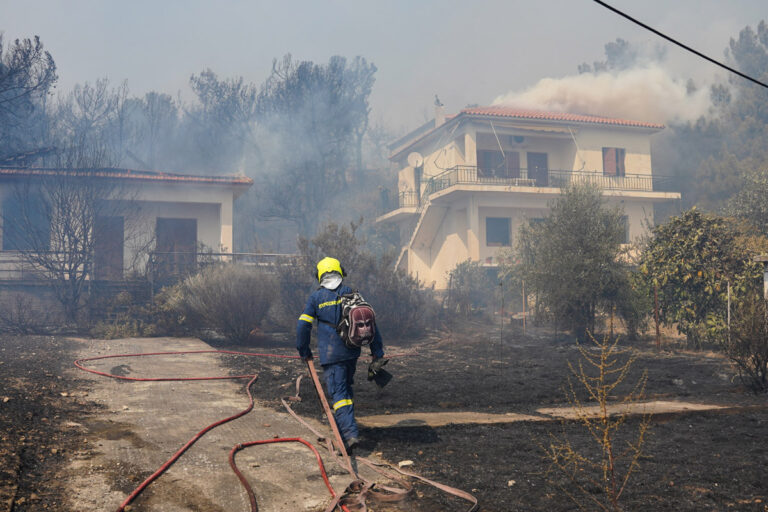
left=592, top=0, right=768, bottom=90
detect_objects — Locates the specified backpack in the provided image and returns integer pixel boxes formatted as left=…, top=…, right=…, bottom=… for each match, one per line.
left=336, top=291, right=376, bottom=349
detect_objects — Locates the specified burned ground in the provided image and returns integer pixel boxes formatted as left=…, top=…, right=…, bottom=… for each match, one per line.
left=0, top=324, right=766, bottom=511
left=0, top=335, right=98, bottom=511
left=220, top=322, right=768, bottom=511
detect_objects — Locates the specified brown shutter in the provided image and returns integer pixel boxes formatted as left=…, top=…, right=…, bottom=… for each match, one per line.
left=616, top=148, right=626, bottom=176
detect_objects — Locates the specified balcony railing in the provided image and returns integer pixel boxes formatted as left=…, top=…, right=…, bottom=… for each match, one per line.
left=148, top=251, right=298, bottom=282
left=420, top=165, right=672, bottom=197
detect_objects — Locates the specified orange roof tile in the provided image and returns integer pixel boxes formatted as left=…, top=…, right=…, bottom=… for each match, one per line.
left=0, top=167, right=253, bottom=186
left=460, top=105, right=665, bottom=129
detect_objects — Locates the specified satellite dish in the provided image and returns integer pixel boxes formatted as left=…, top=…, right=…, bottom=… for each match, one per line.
left=407, top=152, right=424, bottom=168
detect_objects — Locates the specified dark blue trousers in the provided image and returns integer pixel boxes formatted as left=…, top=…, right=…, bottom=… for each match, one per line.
left=322, top=359, right=358, bottom=441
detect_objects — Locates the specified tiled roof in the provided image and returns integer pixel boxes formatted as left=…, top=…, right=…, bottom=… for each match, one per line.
left=461, top=105, right=665, bottom=129
left=0, top=167, right=253, bottom=186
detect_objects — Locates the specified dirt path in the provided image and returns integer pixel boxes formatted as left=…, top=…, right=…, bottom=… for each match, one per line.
left=357, top=400, right=731, bottom=428
left=64, top=337, right=389, bottom=512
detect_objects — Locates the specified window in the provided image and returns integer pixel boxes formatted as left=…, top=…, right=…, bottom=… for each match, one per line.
left=486, top=217, right=511, bottom=246
left=2, top=193, right=50, bottom=251
left=476, top=150, right=520, bottom=179
left=602, top=147, right=626, bottom=176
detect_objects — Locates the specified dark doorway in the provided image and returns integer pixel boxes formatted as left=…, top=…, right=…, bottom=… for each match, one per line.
left=155, top=218, right=197, bottom=277
left=527, top=152, right=549, bottom=186
left=94, top=216, right=124, bottom=280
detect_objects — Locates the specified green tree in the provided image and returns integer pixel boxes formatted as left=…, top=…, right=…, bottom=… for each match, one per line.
left=253, top=54, right=377, bottom=236
left=0, top=35, right=57, bottom=162
left=728, top=166, right=768, bottom=236
left=638, top=208, right=766, bottom=345
left=186, top=69, right=258, bottom=172
left=516, top=184, right=631, bottom=338
left=666, top=20, right=768, bottom=210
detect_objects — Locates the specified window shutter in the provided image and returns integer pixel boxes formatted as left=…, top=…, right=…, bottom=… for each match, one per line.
left=603, top=148, right=617, bottom=176
left=616, top=148, right=626, bottom=176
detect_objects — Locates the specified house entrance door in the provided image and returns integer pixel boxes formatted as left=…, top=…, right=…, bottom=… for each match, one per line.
left=527, top=152, right=549, bottom=186
left=94, top=216, right=124, bottom=280
left=156, top=218, right=197, bottom=277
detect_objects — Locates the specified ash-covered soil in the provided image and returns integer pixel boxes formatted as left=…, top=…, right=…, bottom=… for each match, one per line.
left=1, top=324, right=766, bottom=511
left=0, top=335, right=98, bottom=511
left=219, top=322, right=768, bottom=511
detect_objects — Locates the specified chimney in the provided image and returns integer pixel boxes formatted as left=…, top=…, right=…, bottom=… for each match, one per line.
left=434, top=94, right=445, bottom=128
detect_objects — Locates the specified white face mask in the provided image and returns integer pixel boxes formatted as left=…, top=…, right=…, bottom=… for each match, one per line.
left=320, top=273, right=343, bottom=290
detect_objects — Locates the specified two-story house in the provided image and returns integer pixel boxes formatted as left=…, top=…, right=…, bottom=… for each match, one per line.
left=377, top=105, right=680, bottom=289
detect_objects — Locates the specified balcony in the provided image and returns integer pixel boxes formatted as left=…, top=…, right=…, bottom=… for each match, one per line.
left=379, top=166, right=677, bottom=220
left=422, top=165, right=672, bottom=197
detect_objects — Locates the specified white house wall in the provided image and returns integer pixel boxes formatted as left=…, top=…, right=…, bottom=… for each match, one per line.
left=409, top=193, right=655, bottom=289
left=573, top=127, right=653, bottom=175
left=408, top=205, right=468, bottom=288
left=126, top=184, right=234, bottom=251
left=0, top=178, right=241, bottom=279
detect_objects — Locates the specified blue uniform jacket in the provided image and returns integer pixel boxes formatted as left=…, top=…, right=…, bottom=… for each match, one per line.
left=296, top=284, right=384, bottom=366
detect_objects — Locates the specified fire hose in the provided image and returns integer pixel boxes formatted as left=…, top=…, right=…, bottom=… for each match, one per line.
left=75, top=349, right=478, bottom=512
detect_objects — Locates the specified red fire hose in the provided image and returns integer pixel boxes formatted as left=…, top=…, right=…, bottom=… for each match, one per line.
left=75, top=349, right=477, bottom=512
left=75, top=349, right=351, bottom=512
left=229, top=438, right=338, bottom=511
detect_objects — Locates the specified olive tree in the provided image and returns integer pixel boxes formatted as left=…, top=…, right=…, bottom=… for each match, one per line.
left=515, top=184, right=634, bottom=339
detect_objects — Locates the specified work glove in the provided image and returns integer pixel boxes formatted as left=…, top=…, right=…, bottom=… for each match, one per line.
left=367, top=357, right=388, bottom=381
left=301, top=354, right=313, bottom=363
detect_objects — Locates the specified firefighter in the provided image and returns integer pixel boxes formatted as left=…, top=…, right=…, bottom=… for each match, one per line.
left=296, top=257, right=386, bottom=450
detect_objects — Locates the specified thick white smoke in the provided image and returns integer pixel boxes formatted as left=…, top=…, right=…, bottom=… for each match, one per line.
left=492, top=65, right=711, bottom=124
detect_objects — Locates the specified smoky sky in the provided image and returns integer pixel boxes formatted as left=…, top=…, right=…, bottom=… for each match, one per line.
left=1, top=0, right=765, bottom=128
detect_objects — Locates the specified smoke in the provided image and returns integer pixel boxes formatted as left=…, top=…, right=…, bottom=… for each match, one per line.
left=492, top=65, right=711, bottom=124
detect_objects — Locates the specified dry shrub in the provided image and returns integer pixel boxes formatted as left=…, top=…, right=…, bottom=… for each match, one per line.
left=270, top=256, right=316, bottom=331
left=444, top=259, right=495, bottom=318
left=725, top=293, right=768, bottom=393
left=176, top=264, right=275, bottom=344
left=543, top=333, right=651, bottom=511
left=91, top=288, right=187, bottom=339
left=0, top=292, right=53, bottom=334
left=363, top=255, right=439, bottom=340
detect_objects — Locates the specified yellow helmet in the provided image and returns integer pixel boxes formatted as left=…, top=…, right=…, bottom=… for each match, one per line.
left=316, top=257, right=344, bottom=282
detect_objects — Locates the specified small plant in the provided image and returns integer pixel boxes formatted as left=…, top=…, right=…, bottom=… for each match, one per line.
left=444, top=260, right=495, bottom=318
left=543, top=333, right=651, bottom=511
left=90, top=289, right=185, bottom=339
left=177, top=264, right=275, bottom=344
left=0, top=292, right=53, bottom=334
left=723, top=293, right=768, bottom=393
